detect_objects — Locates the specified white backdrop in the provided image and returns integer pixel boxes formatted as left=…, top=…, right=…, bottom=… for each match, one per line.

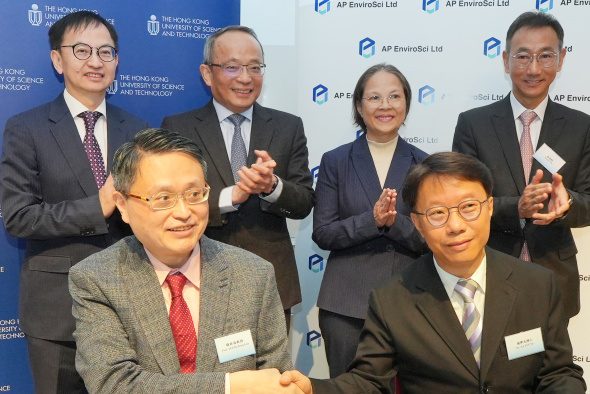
left=244, top=0, right=590, bottom=381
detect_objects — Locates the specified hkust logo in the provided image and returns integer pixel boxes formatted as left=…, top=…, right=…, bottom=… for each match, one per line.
left=148, top=15, right=160, bottom=35
left=484, top=37, right=501, bottom=59
left=106, top=80, right=118, bottom=95
left=315, top=0, right=331, bottom=14
left=313, top=84, right=329, bottom=105
left=536, top=0, right=553, bottom=12
left=307, top=330, right=322, bottom=349
left=419, top=85, right=435, bottom=106
left=359, top=37, right=376, bottom=58
left=309, top=254, right=325, bottom=273
left=29, top=4, right=42, bottom=26
left=423, top=0, right=440, bottom=13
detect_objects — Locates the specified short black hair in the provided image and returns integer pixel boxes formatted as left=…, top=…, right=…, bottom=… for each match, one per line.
left=402, top=152, right=493, bottom=211
left=48, top=10, right=118, bottom=49
left=506, top=11, right=564, bottom=52
left=112, top=128, right=207, bottom=193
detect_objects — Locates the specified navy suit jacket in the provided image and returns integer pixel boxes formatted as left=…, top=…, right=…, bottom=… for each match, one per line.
left=313, top=136, right=428, bottom=319
left=453, top=94, right=590, bottom=318
left=311, top=248, right=585, bottom=394
left=0, top=93, right=148, bottom=341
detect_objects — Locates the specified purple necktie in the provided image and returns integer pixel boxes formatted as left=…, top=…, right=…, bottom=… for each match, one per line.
left=78, top=111, right=106, bottom=188
left=455, top=278, right=482, bottom=367
left=519, top=111, right=538, bottom=262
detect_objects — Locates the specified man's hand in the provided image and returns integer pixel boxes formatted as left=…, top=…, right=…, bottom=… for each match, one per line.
left=518, top=170, right=551, bottom=219
left=229, top=369, right=304, bottom=394
left=235, top=150, right=277, bottom=195
left=374, top=188, right=397, bottom=228
left=98, top=174, right=117, bottom=218
left=532, top=172, right=571, bottom=225
left=280, top=370, right=313, bottom=394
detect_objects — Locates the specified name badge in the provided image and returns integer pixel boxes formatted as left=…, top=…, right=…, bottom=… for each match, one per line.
left=214, top=330, right=256, bottom=363
left=533, top=144, right=565, bottom=174
left=504, top=327, right=545, bottom=360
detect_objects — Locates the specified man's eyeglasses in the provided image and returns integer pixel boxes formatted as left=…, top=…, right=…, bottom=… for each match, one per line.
left=208, top=63, right=266, bottom=77
left=412, top=199, right=490, bottom=227
left=361, top=94, right=404, bottom=107
left=126, top=186, right=211, bottom=211
left=60, top=43, right=117, bottom=62
left=508, top=51, right=559, bottom=69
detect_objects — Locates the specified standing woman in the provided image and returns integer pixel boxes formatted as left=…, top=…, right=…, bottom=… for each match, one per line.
left=313, top=63, right=428, bottom=377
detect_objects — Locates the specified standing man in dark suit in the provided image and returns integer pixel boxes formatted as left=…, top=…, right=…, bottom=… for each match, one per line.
left=162, top=26, right=315, bottom=330
left=453, top=11, right=590, bottom=319
left=0, top=11, right=148, bottom=393
left=280, top=152, right=585, bottom=393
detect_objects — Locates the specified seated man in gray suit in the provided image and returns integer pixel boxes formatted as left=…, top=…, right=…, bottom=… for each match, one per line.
left=69, top=128, right=299, bottom=393
left=281, top=152, right=585, bottom=393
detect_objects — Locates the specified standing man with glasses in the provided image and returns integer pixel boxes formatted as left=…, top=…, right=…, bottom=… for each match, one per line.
left=162, top=26, right=315, bottom=332
left=0, top=11, right=148, bottom=393
left=453, top=11, right=590, bottom=319
left=281, top=152, right=585, bottom=394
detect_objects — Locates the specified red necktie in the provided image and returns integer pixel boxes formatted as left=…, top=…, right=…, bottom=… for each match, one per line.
left=165, top=272, right=197, bottom=373
left=519, top=111, right=538, bottom=262
left=78, top=111, right=107, bottom=188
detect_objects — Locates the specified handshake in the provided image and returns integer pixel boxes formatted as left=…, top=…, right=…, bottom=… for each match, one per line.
left=230, top=369, right=312, bottom=394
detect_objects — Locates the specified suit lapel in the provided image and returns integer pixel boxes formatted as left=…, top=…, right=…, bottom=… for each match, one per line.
left=491, top=95, right=528, bottom=193
left=193, top=102, right=235, bottom=186
left=383, top=137, right=416, bottom=191
left=479, top=248, right=517, bottom=381
left=122, top=237, right=181, bottom=375
left=247, top=103, right=274, bottom=164
left=105, top=104, right=129, bottom=174
left=351, top=136, right=382, bottom=206
left=414, top=257, right=480, bottom=380
left=195, top=236, right=231, bottom=373
left=48, top=94, right=98, bottom=196
left=532, top=99, right=566, bottom=176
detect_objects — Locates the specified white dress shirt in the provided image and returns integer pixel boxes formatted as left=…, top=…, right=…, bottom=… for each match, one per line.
left=510, top=92, right=549, bottom=150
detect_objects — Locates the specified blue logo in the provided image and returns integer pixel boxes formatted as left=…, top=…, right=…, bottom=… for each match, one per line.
left=359, top=37, right=376, bottom=58
left=307, top=330, right=322, bottom=348
left=315, top=0, right=330, bottom=14
left=313, top=84, right=328, bottom=105
left=309, top=254, right=324, bottom=273
left=311, top=166, right=320, bottom=186
left=356, top=129, right=364, bottom=139
left=484, top=37, right=501, bottom=59
left=536, top=0, right=553, bottom=12
left=423, top=0, right=439, bottom=14
left=418, top=85, right=435, bottom=106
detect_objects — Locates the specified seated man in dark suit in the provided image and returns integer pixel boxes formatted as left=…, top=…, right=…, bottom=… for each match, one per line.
left=69, top=128, right=300, bottom=393
left=281, top=152, right=585, bottom=393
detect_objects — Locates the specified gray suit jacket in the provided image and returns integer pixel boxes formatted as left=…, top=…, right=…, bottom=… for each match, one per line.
left=69, top=235, right=292, bottom=393
left=453, top=94, right=590, bottom=318
left=0, top=93, right=148, bottom=341
left=162, top=101, right=315, bottom=309
left=311, top=247, right=585, bottom=393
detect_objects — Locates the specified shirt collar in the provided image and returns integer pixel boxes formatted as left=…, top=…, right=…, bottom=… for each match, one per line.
left=510, top=92, right=548, bottom=122
left=63, top=88, right=107, bottom=119
left=212, top=98, right=253, bottom=123
left=146, top=242, right=201, bottom=289
left=433, top=253, right=487, bottom=299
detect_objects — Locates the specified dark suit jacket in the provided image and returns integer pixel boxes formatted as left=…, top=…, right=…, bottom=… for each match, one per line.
left=311, top=247, right=585, bottom=394
left=161, top=101, right=315, bottom=309
left=0, top=93, right=148, bottom=341
left=453, top=94, right=590, bottom=318
left=69, top=235, right=292, bottom=393
left=313, top=136, right=428, bottom=319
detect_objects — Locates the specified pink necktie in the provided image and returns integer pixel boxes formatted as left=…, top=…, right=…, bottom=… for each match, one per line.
left=78, top=111, right=107, bottom=188
left=519, top=111, right=538, bottom=262
left=165, top=273, right=197, bottom=373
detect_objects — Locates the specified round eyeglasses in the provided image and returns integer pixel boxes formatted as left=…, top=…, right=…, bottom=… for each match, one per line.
left=126, top=186, right=210, bottom=211
left=208, top=63, right=266, bottom=77
left=361, top=94, right=404, bottom=107
left=508, top=51, right=559, bottom=69
left=412, top=199, right=490, bottom=227
left=60, top=43, right=117, bottom=62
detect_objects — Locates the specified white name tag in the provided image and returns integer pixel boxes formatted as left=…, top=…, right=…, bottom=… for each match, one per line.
left=505, top=327, right=545, bottom=360
left=214, top=330, right=256, bottom=363
left=533, top=144, right=565, bottom=174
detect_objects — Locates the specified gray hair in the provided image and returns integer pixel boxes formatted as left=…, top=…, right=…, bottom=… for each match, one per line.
left=202, top=25, right=264, bottom=65
left=112, top=128, right=207, bottom=193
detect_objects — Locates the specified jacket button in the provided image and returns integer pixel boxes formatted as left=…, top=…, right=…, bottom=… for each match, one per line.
left=386, top=245, right=394, bottom=252
left=481, top=384, right=490, bottom=394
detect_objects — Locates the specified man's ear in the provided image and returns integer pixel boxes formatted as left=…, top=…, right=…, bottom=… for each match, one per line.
left=113, top=192, right=130, bottom=224
left=51, top=50, right=64, bottom=75
left=411, top=213, right=423, bottom=237
left=200, top=64, right=213, bottom=87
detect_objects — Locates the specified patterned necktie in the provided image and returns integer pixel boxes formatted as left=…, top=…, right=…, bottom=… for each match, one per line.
left=227, top=113, right=247, bottom=183
left=454, top=278, right=482, bottom=367
left=78, top=111, right=107, bottom=188
left=165, top=272, right=197, bottom=373
left=518, top=111, right=538, bottom=262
